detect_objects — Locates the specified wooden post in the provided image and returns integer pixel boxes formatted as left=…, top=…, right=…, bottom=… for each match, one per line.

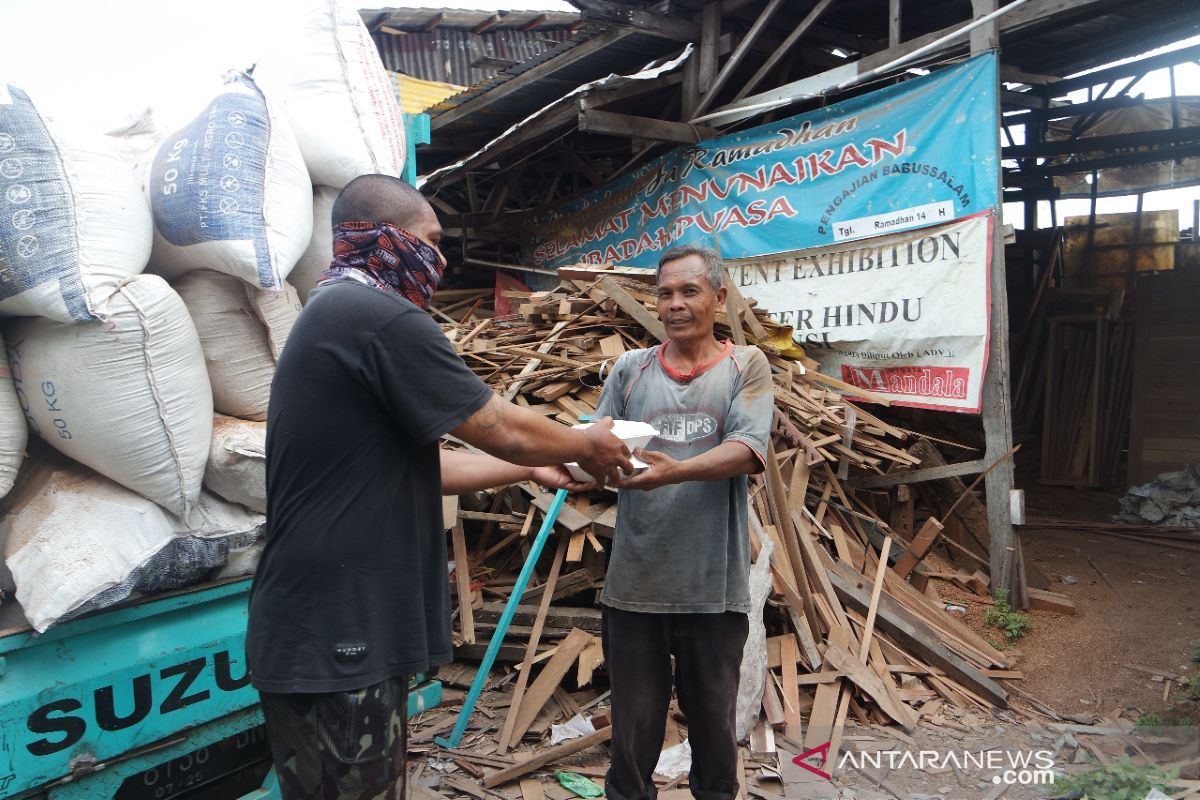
left=888, top=0, right=901, bottom=48
left=971, top=0, right=1020, bottom=603
left=698, top=2, right=721, bottom=96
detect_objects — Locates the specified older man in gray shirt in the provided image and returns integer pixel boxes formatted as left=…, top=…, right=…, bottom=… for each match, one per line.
left=595, top=245, right=774, bottom=800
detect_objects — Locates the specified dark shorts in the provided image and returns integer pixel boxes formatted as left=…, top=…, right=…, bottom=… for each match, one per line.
left=259, top=676, right=409, bottom=800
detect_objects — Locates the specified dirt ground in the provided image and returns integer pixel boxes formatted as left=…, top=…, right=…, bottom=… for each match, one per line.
left=1013, top=485, right=1200, bottom=722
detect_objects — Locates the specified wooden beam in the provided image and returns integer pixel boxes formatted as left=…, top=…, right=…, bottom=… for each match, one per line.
left=691, top=0, right=788, bottom=118
left=477, top=603, right=601, bottom=632
left=578, top=109, right=715, bottom=145
left=1004, top=126, right=1200, bottom=158
left=1026, top=587, right=1075, bottom=615
left=498, top=534, right=569, bottom=752
left=1004, top=95, right=1140, bottom=124
left=508, top=628, right=593, bottom=743
left=576, top=0, right=700, bottom=42
left=595, top=277, right=668, bottom=343
left=520, top=13, right=549, bottom=32
left=708, top=0, right=1117, bottom=125
left=888, top=0, right=901, bottom=48
left=732, top=0, right=835, bottom=104
left=826, top=563, right=1008, bottom=706
left=973, top=0, right=1018, bottom=603
left=472, top=13, right=504, bottom=34
left=1016, top=142, right=1200, bottom=178
left=451, top=521, right=475, bottom=644
left=1001, top=89, right=1045, bottom=109
left=892, top=517, right=944, bottom=579
left=560, top=145, right=605, bottom=187
left=421, top=12, right=444, bottom=32
left=848, top=459, right=986, bottom=490
left=823, top=639, right=917, bottom=730
left=579, top=72, right=684, bottom=112
left=698, top=2, right=721, bottom=96
left=1040, top=42, right=1200, bottom=97
left=432, top=27, right=631, bottom=131
left=484, top=726, right=613, bottom=787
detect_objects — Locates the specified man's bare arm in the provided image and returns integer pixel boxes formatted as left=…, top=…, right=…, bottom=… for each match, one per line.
left=439, top=450, right=588, bottom=495
left=450, top=394, right=632, bottom=485
left=616, top=441, right=761, bottom=491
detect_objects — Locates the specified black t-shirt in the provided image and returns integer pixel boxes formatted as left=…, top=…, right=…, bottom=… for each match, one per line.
left=246, top=280, right=493, bottom=694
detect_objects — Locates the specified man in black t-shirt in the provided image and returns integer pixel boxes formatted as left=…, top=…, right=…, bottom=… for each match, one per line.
left=246, top=175, right=631, bottom=800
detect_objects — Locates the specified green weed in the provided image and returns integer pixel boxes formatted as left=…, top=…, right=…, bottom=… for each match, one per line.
left=986, top=588, right=1031, bottom=640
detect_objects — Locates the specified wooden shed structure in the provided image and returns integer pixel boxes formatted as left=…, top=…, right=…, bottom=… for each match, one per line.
left=368, top=0, right=1200, bottom=601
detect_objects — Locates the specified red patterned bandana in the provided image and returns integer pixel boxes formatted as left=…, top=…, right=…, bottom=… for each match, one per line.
left=319, top=221, right=445, bottom=308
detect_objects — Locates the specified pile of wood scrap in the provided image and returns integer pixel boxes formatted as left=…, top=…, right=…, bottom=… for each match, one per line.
left=414, top=268, right=1036, bottom=796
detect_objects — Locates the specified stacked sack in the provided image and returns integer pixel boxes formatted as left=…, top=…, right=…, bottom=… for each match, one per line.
left=0, top=0, right=409, bottom=631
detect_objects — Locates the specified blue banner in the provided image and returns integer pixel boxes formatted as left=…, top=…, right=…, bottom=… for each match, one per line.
left=529, top=53, right=998, bottom=268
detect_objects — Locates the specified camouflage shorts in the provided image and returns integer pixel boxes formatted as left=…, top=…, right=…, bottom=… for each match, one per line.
left=260, top=676, right=409, bottom=800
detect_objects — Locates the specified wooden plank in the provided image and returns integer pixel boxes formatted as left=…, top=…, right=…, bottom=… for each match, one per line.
left=509, top=628, right=594, bottom=743
left=499, top=534, right=570, bottom=752
left=892, top=517, right=944, bottom=579
left=823, top=637, right=918, bottom=730
left=889, top=488, right=914, bottom=538
left=805, top=628, right=848, bottom=749
left=1026, top=587, right=1075, bottom=615
left=595, top=277, right=668, bottom=343
left=452, top=521, right=475, bottom=644
left=523, top=484, right=593, bottom=531
left=858, top=537, right=892, bottom=662
left=761, top=445, right=823, bottom=636
left=849, top=459, right=986, bottom=489
left=762, top=667, right=787, bottom=728
left=483, top=727, right=614, bottom=787
left=826, top=563, right=1008, bottom=707
left=521, top=779, right=545, bottom=800
left=505, top=322, right=570, bottom=401
left=566, top=529, right=587, bottom=562
left=780, top=635, right=803, bottom=739
left=477, top=603, right=602, bottom=633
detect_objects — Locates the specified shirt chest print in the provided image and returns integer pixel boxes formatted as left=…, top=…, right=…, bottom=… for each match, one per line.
left=649, top=410, right=721, bottom=443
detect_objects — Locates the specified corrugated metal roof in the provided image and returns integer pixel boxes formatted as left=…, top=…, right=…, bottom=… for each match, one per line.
left=391, top=72, right=465, bottom=114
left=429, top=27, right=676, bottom=117
left=372, top=27, right=573, bottom=86
left=361, top=7, right=577, bottom=32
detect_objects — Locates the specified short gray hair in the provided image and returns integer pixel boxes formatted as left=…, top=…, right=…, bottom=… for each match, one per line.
left=657, top=245, right=724, bottom=290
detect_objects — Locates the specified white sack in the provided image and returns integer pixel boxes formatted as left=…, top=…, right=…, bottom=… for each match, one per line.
left=2, top=456, right=263, bottom=632
left=205, top=414, right=266, bottom=513
left=147, top=72, right=311, bottom=290
left=174, top=270, right=278, bottom=420
left=0, top=84, right=151, bottom=322
left=103, top=107, right=161, bottom=185
left=4, top=275, right=213, bottom=517
left=248, top=281, right=302, bottom=360
left=735, top=536, right=773, bottom=741
left=214, top=541, right=266, bottom=580
left=0, top=331, right=25, bottom=498
left=288, top=185, right=337, bottom=302
left=259, top=1, right=406, bottom=188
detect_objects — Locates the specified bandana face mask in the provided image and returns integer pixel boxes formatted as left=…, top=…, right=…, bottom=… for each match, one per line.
left=318, top=221, right=445, bottom=308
